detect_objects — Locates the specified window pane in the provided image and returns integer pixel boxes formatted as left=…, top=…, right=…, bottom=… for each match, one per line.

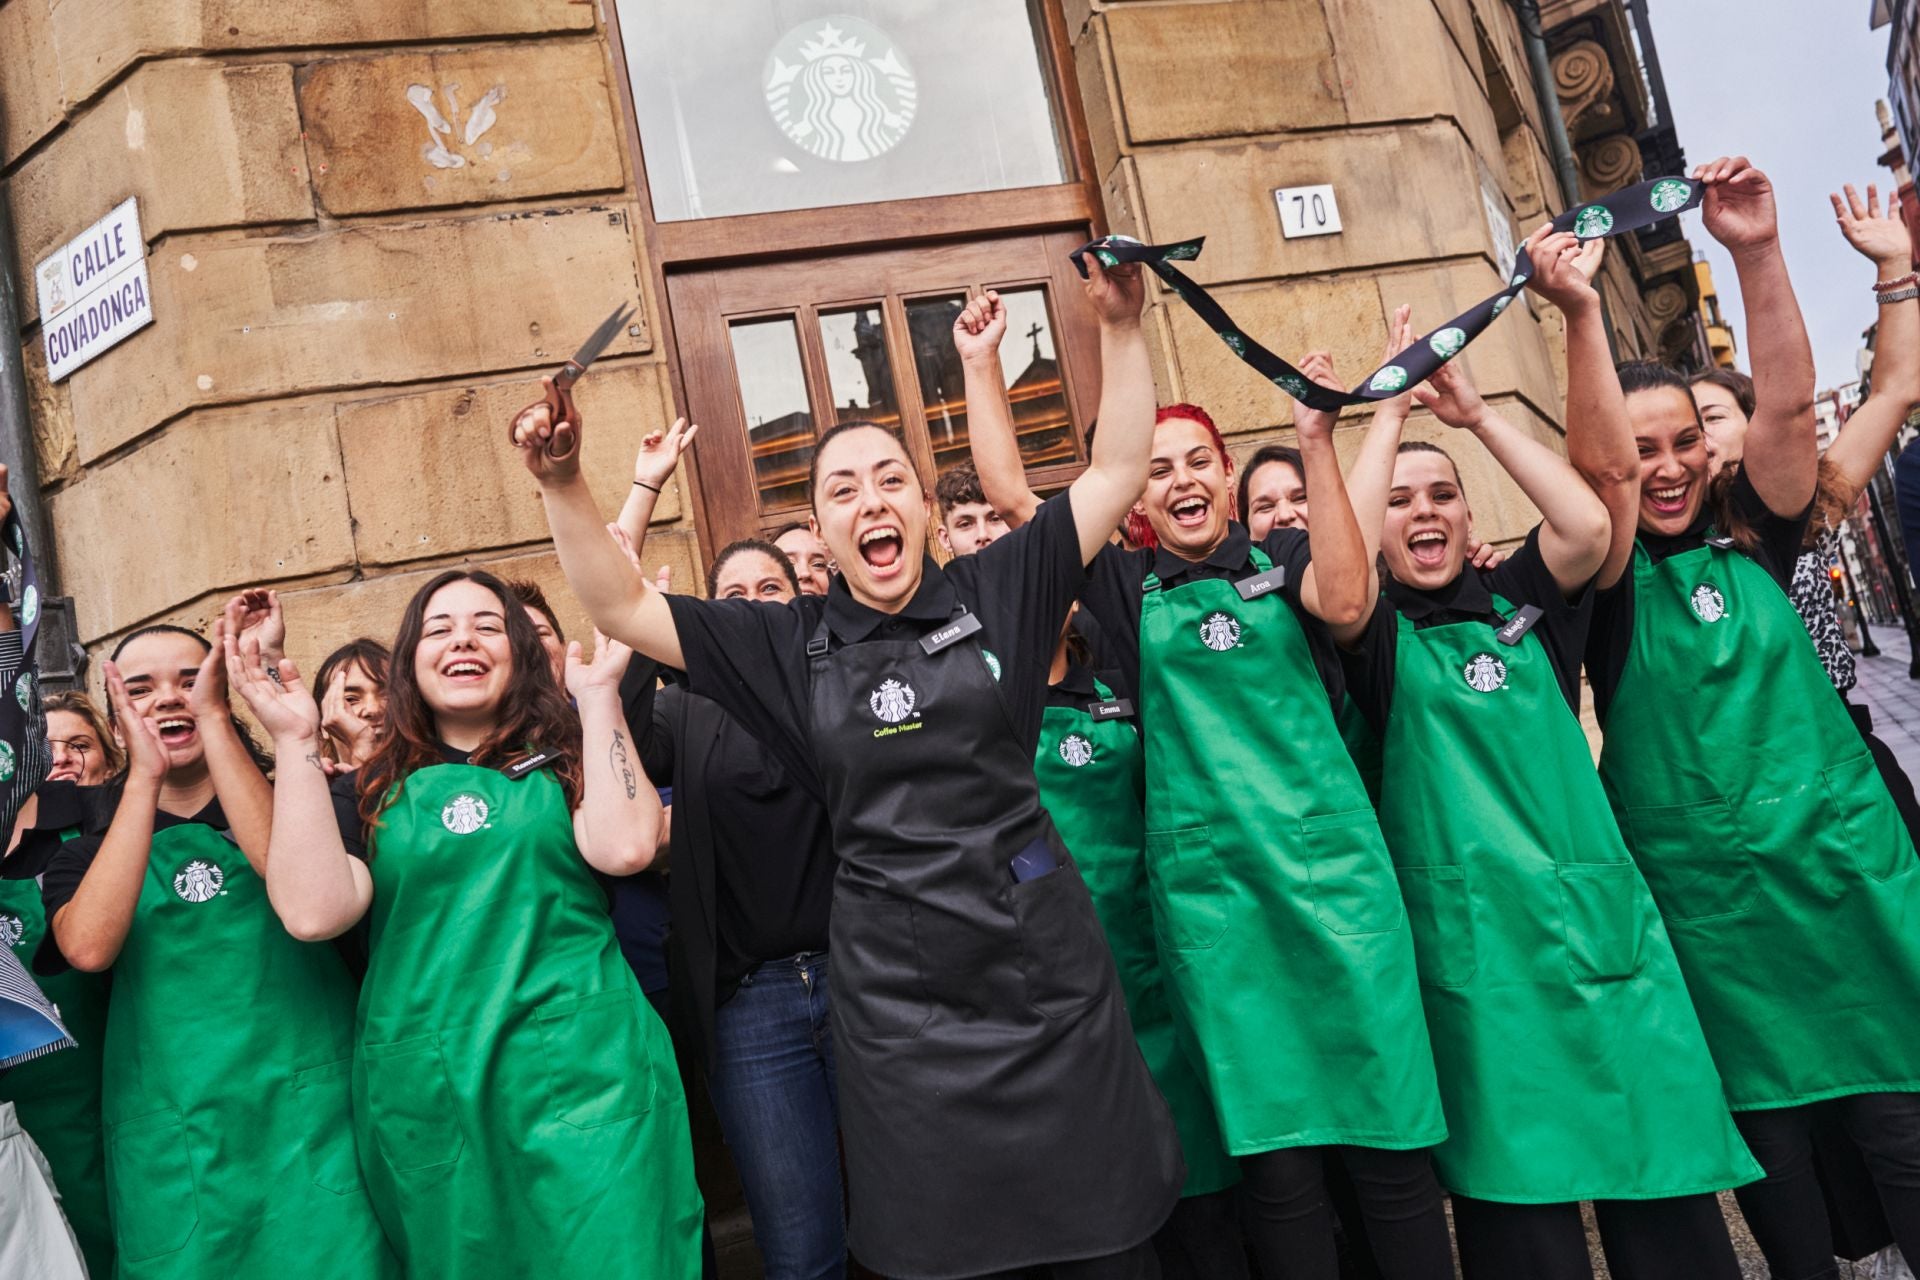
left=995, top=287, right=1075, bottom=468
left=819, top=306, right=901, bottom=429
left=905, top=296, right=971, bottom=477
left=729, top=317, right=815, bottom=513
left=616, top=1, right=1066, bottom=221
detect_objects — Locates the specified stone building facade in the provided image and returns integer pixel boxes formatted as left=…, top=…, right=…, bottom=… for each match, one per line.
left=1, top=0, right=1710, bottom=681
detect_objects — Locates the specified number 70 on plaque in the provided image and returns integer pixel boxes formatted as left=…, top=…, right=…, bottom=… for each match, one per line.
left=1274, top=184, right=1343, bottom=239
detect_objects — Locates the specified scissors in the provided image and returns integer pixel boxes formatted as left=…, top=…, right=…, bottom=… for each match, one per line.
left=521, top=302, right=636, bottom=459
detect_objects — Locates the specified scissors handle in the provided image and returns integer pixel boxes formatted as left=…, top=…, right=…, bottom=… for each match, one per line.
left=543, top=372, right=582, bottom=461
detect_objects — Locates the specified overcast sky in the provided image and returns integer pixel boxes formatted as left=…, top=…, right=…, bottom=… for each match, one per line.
left=1648, top=0, right=1898, bottom=389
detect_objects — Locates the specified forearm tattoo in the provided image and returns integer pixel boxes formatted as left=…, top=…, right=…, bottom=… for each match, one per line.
left=304, top=750, right=325, bottom=775
left=609, top=730, right=638, bottom=800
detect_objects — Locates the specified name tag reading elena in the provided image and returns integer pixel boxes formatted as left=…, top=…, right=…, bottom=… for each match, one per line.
left=920, top=610, right=983, bottom=655
left=1234, top=565, right=1287, bottom=602
left=1089, top=699, right=1134, bottom=721
left=1495, top=604, right=1544, bottom=646
left=504, top=750, right=558, bottom=778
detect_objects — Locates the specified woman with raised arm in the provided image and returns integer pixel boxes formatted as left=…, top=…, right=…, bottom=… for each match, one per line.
left=1575, top=157, right=1920, bottom=1279
left=967, top=302, right=1449, bottom=1278
left=226, top=569, right=701, bottom=1278
left=1339, top=235, right=1757, bottom=1279
left=39, top=613, right=393, bottom=1280
left=513, top=259, right=1182, bottom=1279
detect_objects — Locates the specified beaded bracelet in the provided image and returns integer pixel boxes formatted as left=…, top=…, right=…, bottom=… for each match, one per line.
left=1874, top=272, right=1919, bottom=292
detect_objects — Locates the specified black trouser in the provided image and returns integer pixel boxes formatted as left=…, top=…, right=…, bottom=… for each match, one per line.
left=1452, top=1192, right=1740, bottom=1280
left=1734, top=1092, right=1920, bottom=1280
left=1153, top=1189, right=1249, bottom=1280
left=972, top=1238, right=1161, bottom=1279
left=1240, top=1145, right=1452, bottom=1280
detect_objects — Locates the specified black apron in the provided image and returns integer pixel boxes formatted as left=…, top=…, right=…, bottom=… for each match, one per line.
left=806, top=604, right=1182, bottom=1278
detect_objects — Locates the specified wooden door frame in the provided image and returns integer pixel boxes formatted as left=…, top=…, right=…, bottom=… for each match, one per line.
left=601, top=0, right=1106, bottom=566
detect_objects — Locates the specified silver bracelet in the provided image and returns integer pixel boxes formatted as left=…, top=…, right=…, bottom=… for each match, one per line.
left=1877, top=287, right=1920, bottom=304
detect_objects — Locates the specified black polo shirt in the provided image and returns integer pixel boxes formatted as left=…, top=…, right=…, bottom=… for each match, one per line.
left=1077, top=522, right=1338, bottom=714
left=663, top=489, right=1087, bottom=789
left=1586, top=468, right=1811, bottom=724
left=1341, top=525, right=1593, bottom=732
left=3, top=782, right=109, bottom=883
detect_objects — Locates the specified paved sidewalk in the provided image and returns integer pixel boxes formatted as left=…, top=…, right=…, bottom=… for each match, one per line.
left=1851, top=642, right=1920, bottom=784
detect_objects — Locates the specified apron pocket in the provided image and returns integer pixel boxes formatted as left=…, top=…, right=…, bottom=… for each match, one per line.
left=1011, top=863, right=1106, bottom=1019
left=1301, top=809, right=1403, bottom=936
left=1557, top=862, right=1647, bottom=982
left=362, top=1035, right=466, bottom=1172
left=1395, top=865, right=1474, bottom=987
left=107, top=1108, right=199, bottom=1261
left=534, top=988, right=658, bottom=1129
left=1622, top=798, right=1756, bottom=921
left=291, top=1057, right=367, bottom=1196
left=1145, top=826, right=1228, bottom=950
left=1822, top=751, right=1917, bottom=882
left=831, top=901, right=932, bottom=1039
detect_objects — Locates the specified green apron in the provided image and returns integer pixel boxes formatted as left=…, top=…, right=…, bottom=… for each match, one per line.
left=358, top=761, right=703, bottom=1277
left=100, top=820, right=394, bottom=1278
left=1, top=828, right=114, bottom=1277
left=1378, top=593, right=1759, bottom=1201
left=1138, top=548, right=1445, bottom=1153
left=1599, top=539, right=1920, bottom=1108
left=1035, top=675, right=1239, bottom=1197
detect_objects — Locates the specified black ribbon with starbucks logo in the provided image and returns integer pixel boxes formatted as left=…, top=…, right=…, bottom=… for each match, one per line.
left=1071, top=175, right=1704, bottom=411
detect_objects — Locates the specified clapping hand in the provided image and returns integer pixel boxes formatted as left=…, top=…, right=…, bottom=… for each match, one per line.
left=223, top=627, right=322, bottom=750
left=103, top=660, right=168, bottom=783
left=222, top=589, right=286, bottom=669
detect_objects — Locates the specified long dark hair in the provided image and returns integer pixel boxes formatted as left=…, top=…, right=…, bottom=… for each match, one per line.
left=1689, top=365, right=1850, bottom=550
left=1235, top=443, right=1304, bottom=524
left=314, top=638, right=390, bottom=703
left=355, top=570, right=583, bottom=832
left=106, top=624, right=273, bottom=776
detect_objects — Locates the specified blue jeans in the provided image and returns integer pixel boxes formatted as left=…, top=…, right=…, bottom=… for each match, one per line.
left=706, top=951, right=845, bottom=1280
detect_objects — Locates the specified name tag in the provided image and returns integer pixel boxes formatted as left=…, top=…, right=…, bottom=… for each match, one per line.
left=1495, top=604, right=1544, bottom=646
left=920, top=610, right=983, bottom=655
left=1706, top=534, right=1735, bottom=550
left=504, top=750, right=558, bottom=778
left=1088, top=698, right=1134, bottom=721
left=1234, top=565, right=1287, bottom=601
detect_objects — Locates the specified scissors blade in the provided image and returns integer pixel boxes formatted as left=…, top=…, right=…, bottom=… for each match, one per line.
left=556, top=302, right=636, bottom=387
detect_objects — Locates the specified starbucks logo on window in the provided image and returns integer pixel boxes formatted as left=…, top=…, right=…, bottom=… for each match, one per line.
left=1690, top=583, right=1728, bottom=624
left=0, top=912, right=23, bottom=949
left=1368, top=366, right=1409, bottom=394
left=1428, top=328, right=1467, bottom=361
left=1058, top=733, right=1095, bottom=768
left=765, top=17, right=917, bottom=163
left=869, top=677, right=917, bottom=724
left=1199, top=611, right=1243, bottom=652
left=1463, top=652, right=1508, bottom=693
left=1650, top=179, right=1693, bottom=213
left=172, top=859, right=224, bottom=903
left=441, top=793, right=490, bottom=835
left=1573, top=205, right=1615, bottom=239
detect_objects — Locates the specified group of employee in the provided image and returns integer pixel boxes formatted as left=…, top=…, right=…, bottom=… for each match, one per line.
left=1, top=154, right=1916, bottom=1280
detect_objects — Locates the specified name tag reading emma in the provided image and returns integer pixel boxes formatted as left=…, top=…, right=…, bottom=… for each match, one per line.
left=920, top=610, right=983, bottom=655
left=1495, top=604, right=1544, bottom=646
left=1089, top=698, right=1134, bottom=721
left=1234, top=565, right=1287, bottom=602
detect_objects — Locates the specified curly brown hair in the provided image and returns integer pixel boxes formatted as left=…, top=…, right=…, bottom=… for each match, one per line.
left=354, top=569, right=582, bottom=836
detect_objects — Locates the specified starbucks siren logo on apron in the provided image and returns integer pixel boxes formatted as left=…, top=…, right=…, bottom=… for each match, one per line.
left=1650, top=179, right=1694, bottom=213
left=1573, top=205, right=1615, bottom=239
left=1462, top=652, right=1508, bottom=693
left=764, top=17, right=917, bottom=163
left=0, top=911, right=22, bottom=949
left=869, top=677, right=917, bottom=723
left=1199, top=611, right=1243, bottom=652
left=172, top=858, right=224, bottom=903
left=1058, top=733, right=1095, bottom=768
left=441, top=793, right=490, bottom=834
left=1690, top=583, right=1728, bottom=623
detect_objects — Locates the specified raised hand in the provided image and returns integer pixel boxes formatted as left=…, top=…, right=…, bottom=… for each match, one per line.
left=318, top=670, right=376, bottom=771
left=1293, top=351, right=1343, bottom=443
left=1466, top=537, right=1507, bottom=570
left=187, top=619, right=233, bottom=725
left=1832, top=183, right=1913, bottom=272
left=953, top=291, right=1009, bottom=364
left=653, top=564, right=672, bottom=595
left=222, top=589, right=286, bottom=667
left=1695, top=156, right=1779, bottom=252
left=1378, top=306, right=1418, bottom=416
left=510, top=375, right=583, bottom=484
left=564, top=629, right=634, bottom=700
left=224, top=628, right=322, bottom=747
left=1414, top=349, right=1491, bottom=431
left=1081, top=256, right=1145, bottom=327
left=633, top=417, right=698, bottom=493
left=104, top=660, right=168, bottom=782
left=1524, top=226, right=1602, bottom=313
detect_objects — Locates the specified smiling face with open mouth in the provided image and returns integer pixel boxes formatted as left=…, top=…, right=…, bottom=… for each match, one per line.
left=114, top=630, right=215, bottom=773
left=1628, top=385, right=1711, bottom=537
left=1244, top=457, right=1309, bottom=540
left=812, top=424, right=931, bottom=613
left=1384, top=450, right=1470, bottom=590
left=415, top=579, right=515, bottom=721
left=1145, top=415, right=1234, bottom=561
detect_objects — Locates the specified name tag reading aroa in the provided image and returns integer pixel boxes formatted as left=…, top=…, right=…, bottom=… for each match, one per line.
left=1234, top=565, right=1287, bottom=602
left=1088, top=698, right=1134, bottom=721
left=504, top=750, right=559, bottom=778
left=1495, top=604, right=1544, bottom=646
left=919, top=610, right=983, bottom=655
